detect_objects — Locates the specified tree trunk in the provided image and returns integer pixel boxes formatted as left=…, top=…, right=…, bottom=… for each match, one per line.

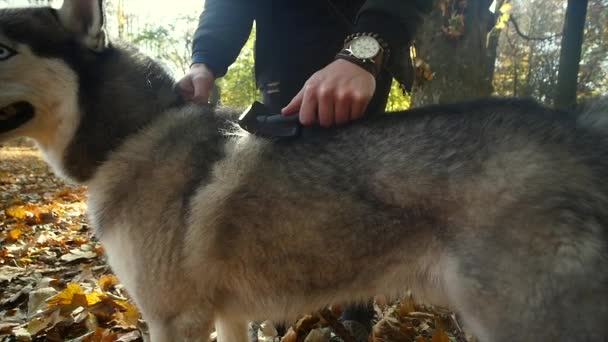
left=412, top=0, right=495, bottom=107
left=554, top=0, right=588, bottom=110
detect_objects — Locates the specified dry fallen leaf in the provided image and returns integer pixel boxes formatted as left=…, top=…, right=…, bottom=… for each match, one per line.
left=61, top=249, right=98, bottom=262
left=99, top=274, right=121, bottom=292
left=0, top=266, right=27, bottom=282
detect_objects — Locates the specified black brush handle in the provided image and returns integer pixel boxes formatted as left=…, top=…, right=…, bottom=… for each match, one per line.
left=257, top=114, right=300, bottom=124
left=238, top=101, right=301, bottom=138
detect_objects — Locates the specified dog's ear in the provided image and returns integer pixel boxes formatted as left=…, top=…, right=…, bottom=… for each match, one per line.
left=58, top=0, right=107, bottom=52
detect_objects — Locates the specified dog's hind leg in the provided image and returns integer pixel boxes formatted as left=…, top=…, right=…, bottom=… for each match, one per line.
left=442, top=211, right=608, bottom=342
left=215, top=316, right=249, bottom=342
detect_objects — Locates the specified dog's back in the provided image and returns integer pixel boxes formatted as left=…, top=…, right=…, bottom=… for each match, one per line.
left=90, top=97, right=608, bottom=341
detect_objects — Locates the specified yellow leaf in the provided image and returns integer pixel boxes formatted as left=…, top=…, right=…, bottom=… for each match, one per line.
left=47, top=283, right=103, bottom=309
left=7, top=228, right=22, bottom=242
left=47, top=283, right=84, bottom=307
left=5, top=207, right=30, bottom=220
left=69, top=225, right=83, bottom=231
left=18, top=257, right=33, bottom=265
left=99, top=274, right=121, bottom=292
left=499, top=3, right=513, bottom=14
left=85, top=292, right=104, bottom=306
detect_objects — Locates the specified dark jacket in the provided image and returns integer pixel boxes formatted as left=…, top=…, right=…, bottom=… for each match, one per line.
left=192, top=0, right=431, bottom=91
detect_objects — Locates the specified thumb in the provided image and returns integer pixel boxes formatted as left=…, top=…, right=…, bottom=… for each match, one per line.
left=281, top=88, right=304, bottom=115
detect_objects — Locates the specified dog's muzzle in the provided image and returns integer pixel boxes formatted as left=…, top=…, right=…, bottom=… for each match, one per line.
left=0, top=101, right=34, bottom=133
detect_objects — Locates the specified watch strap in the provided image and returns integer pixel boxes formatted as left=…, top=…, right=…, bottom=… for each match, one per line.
left=336, top=32, right=390, bottom=78
left=335, top=51, right=381, bottom=77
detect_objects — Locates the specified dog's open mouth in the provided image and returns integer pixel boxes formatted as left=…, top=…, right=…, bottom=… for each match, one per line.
left=0, top=102, right=35, bottom=133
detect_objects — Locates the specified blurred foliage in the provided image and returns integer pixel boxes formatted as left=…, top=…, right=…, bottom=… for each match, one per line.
left=386, top=81, right=412, bottom=112
left=131, top=15, right=197, bottom=76
left=492, top=0, right=608, bottom=104
left=215, top=27, right=260, bottom=109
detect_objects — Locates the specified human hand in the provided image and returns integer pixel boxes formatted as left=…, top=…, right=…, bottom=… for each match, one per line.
left=176, top=63, right=215, bottom=104
left=281, top=59, right=376, bottom=127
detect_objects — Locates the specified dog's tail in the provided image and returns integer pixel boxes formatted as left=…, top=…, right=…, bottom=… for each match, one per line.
left=577, top=97, right=608, bottom=133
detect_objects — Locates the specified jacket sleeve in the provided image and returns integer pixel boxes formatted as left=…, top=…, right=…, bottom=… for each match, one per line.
left=354, top=0, right=432, bottom=66
left=191, top=0, right=255, bottom=78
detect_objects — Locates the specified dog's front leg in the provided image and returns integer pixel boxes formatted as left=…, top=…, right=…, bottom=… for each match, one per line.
left=146, top=310, right=215, bottom=342
left=215, top=316, right=249, bottom=342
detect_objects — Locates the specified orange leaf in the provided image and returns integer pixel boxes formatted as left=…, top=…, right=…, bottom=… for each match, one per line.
left=89, top=298, right=124, bottom=323
left=114, top=300, right=141, bottom=328
left=95, top=245, right=105, bottom=255
left=99, top=274, right=121, bottom=292
left=431, top=324, right=450, bottom=342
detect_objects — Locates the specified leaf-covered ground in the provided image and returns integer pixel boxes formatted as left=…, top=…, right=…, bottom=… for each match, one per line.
left=0, top=146, right=471, bottom=342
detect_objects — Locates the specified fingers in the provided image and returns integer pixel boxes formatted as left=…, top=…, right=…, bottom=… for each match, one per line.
left=334, top=91, right=351, bottom=126
left=350, top=91, right=372, bottom=121
left=317, top=86, right=334, bottom=128
left=299, top=84, right=319, bottom=126
left=284, top=60, right=376, bottom=127
left=176, top=64, right=215, bottom=105
left=176, top=76, right=195, bottom=99
left=281, top=88, right=304, bottom=116
left=297, top=85, right=370, bottom=127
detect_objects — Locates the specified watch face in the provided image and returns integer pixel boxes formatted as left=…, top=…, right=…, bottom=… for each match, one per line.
left=350, top=36, right=381, bottom=59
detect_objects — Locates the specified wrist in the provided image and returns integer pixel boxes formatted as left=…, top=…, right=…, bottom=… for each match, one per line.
left=334, top=55, right=377, bottom=78
left=335, top=33, right=389, bottom=78
left=190, top=63, right=215, bottom=79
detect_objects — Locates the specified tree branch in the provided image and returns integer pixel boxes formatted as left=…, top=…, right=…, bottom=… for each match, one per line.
left=509, top=15, right=562, bottom=41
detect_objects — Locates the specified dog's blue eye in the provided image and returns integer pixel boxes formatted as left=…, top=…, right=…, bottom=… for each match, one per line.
left=0, top=44, right=16, bottom=61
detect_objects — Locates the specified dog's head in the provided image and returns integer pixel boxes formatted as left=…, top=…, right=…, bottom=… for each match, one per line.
left=0, top=0, right=178, bottom=182
left=0, top=1, right=106, bottom=141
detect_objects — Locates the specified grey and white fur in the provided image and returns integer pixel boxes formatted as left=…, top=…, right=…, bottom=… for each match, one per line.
left=0, top=1, right=606, bottom=341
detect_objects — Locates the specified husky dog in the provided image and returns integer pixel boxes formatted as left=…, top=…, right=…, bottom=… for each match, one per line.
left=1, top=1, right=607, bottom=341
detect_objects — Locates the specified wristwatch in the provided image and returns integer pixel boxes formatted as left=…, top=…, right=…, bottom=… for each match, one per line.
left=336, top=33, right=389, bottom=78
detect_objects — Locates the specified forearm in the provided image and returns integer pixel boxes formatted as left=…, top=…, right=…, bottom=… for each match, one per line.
left=191, top=0, right=254, bottom=78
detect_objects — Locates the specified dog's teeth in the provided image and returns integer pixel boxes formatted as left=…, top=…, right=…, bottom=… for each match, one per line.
left=0, top=106, right=16, bottom=120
